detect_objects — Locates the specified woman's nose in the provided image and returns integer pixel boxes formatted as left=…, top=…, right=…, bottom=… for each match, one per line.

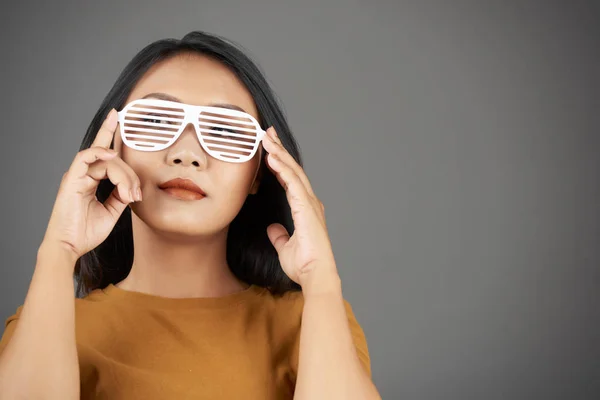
left=165, top=123, right=208, bottom=168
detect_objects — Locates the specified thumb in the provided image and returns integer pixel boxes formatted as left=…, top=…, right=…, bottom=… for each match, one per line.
left=266, top=223, right=290, bottom=253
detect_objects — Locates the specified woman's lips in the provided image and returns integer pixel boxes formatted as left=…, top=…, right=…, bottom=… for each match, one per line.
left=160, top=187, right=206, bottom=201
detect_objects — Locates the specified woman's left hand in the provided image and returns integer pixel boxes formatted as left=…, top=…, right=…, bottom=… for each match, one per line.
left=262, top=126, right=340, bottom=290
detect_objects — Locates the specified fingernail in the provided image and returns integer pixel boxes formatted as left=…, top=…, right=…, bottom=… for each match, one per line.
left=270, top=127, right=277, bottom=139
left=107, top=109, right=117, bottom=127
left=136, top=188, right=143, bottom=201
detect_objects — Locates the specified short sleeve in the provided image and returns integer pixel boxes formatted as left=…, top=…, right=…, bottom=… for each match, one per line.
left=342, top=298, right=372, bottom=377
left=0, top=305, right=23, bottom=357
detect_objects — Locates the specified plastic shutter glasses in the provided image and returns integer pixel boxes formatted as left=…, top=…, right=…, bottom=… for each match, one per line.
left=117, top=98, right=266, bottom=163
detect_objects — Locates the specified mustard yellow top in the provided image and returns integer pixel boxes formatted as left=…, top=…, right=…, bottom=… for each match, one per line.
left=0, top=283, right=371, bottom=399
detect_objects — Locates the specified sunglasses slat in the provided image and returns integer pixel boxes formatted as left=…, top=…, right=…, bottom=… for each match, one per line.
left=124, top=113, right=184, bottom=124
left=124, top=133, right=173, bottom=142
left=123, top=119, right=181, bottom=130
left=128, top=141, right=168, bottom=148
left=123, top=126, right=179, bottom=136
left=198, top=114, right=255, bottom=127
left=128, top=106, right=186, bottom=116
left=198, top=129, right=257, bottom=141
left=216, top=153, right=244, bottom=160
left=197, top=122, right=258, bottom=135
left=203, top=136, right=256, bottom=147
left=205, top=143, right=253, bottom=154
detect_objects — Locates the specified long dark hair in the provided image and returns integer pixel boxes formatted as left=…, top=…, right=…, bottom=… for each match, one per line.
left=74, top=31, right=302, bottom=298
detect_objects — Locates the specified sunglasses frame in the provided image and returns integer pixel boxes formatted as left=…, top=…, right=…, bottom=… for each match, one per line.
left=117, top=98, right=266, bottom=163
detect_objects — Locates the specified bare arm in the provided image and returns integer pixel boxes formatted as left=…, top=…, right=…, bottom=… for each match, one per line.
left=293, top=269, right=381, bottom=400
left=0, top=243, right=79, bottom=400
left=0, top=109, right=138, bottom=399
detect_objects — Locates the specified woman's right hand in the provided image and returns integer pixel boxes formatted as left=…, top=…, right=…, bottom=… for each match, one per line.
left=40, top=108, right=142, bottom=262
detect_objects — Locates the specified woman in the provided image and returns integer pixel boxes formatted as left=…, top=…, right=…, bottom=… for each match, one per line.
left=0, top=31, right=380, bottom=399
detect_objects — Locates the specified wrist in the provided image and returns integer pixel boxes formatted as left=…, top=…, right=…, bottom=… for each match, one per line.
left=37, top=241, right=80, bottom=272
left=299, top=264, right=342, bottom=297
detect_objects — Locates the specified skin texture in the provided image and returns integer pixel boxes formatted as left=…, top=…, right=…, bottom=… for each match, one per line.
left=113, top=52, right=263, bottom=298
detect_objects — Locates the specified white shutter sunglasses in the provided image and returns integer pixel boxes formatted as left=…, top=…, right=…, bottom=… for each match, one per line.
left=117, top=98, right=266, bottom=163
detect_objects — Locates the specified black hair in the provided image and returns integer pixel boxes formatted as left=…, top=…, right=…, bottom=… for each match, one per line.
left=74, top=30, right=302, bottom=297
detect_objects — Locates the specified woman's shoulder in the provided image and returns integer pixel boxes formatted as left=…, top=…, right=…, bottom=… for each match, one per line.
left=0, top=290, right=108, bottom=357
left=256, top=286, right=365, bottom=335
left=263, top=286, right=304, bottom=304
left=260, top=285, right=372, bottom=377
left=253, top=286, right=305, bottom=320
left=1, top=288, right=106, bottom=325
left=260, top=286, right=361, bottom=320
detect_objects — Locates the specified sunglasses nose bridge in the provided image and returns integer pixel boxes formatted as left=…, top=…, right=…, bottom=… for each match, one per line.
left=178, top=111, right=199, bottom=136
left=173, top=114, right=208, bottom=153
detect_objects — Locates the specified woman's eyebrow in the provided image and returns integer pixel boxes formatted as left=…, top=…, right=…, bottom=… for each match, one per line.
left=141, top=92, right=247, bottom=113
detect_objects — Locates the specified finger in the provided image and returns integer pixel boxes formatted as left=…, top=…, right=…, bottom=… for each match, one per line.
left=265, top=153, right=288, bottom=190
left=266, top=223, right=290, bottom=254
left=263, top=127, right=316, bottom=198
left=68, top=147, right=118, bottom=180
left=269, top=125, right=283, bottom=146
left=267, top=153, right=314, bottom=211
left=87, top=157, right=141, bottom=203
left=91, top=108, right=119, bottom=149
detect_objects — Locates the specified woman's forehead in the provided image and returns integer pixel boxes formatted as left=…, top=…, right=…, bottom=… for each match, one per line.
left=125, top=53, right=259, bottom=119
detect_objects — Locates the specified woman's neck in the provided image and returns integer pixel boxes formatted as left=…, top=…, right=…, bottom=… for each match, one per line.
left=116, top=214, right=249, bottom=299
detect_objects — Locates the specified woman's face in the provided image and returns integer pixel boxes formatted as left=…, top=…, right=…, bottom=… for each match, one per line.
left=113, top=52, right=263, bottom=237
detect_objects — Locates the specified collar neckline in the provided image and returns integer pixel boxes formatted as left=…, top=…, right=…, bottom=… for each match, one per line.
left=101, top=283, right=266, bottom=310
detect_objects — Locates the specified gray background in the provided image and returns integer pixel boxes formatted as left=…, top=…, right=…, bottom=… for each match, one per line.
left=1, top=1, right=599, bottom=399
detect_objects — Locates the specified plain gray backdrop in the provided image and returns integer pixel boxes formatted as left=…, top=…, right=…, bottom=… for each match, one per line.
left=1, top=1, right=599, bottom=399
